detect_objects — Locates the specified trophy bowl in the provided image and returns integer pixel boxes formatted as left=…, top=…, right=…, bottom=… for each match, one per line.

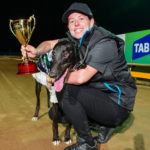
left=9, top=15, right=39, bottom=75
left=17, top=61, right=39, bottom=75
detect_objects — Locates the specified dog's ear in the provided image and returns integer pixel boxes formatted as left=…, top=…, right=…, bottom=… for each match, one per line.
left=70, top=43, right=86, bottom=70
left=72, top=49, right=86, bottom=70
left=72, top=62, right=86, bottom=70
left=77, top=47, right=84, bottom=60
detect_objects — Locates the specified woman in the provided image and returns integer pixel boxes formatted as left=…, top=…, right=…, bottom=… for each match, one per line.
left=21, top=2, right=137, bottom=150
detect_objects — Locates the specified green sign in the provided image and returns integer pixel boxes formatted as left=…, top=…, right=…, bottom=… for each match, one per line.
left=124, top=29, right=150, bottom=65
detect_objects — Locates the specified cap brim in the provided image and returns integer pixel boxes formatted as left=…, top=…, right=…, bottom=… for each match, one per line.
left=62, top=10, right=93, bottom=23
left=62, top=10, right=76, bottom=23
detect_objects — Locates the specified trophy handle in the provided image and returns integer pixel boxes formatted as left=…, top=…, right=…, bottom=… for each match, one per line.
left=29, top=15, right=36, bottom=40
left=9, top=20, right=17, bottom=38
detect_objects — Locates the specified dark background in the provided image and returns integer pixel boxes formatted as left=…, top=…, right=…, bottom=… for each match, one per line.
left=1, top=0, right=150, bottom=55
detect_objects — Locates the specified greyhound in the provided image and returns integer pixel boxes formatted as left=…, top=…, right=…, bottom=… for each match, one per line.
left=31, top=49, right=72, bottom=145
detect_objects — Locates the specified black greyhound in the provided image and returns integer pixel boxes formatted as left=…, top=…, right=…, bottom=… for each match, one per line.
left=31, top=46, right=75, bottom=145
left=32, top=40, right=85, bottom=145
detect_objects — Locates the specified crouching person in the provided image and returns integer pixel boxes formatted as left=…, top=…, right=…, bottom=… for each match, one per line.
left=21, top=2, right=137, bottom=150
left=57, top=2, right=137, bottom=150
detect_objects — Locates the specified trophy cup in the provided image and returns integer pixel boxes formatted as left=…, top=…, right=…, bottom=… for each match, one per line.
left=9, top=14, right=39, bottom=75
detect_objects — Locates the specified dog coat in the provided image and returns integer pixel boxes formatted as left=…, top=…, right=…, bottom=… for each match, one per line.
left=32, top=51, right=58, bottom=103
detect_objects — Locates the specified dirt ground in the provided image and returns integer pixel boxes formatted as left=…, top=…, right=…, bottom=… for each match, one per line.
left=0, top=57, right=150, bottom=150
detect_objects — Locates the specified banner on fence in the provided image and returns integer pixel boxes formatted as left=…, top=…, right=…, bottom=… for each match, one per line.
left=118, top=29, right=150, bottom=65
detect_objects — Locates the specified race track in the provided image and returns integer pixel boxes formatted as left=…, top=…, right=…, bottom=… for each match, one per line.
left=0, top=57, right=150, bottom=150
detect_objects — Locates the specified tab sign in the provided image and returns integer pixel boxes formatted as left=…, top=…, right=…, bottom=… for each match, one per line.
left=132, top=34, right=150, bottom=60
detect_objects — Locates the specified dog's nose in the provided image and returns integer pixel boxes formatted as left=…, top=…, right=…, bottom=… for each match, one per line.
left=49, top=71, right=57, bottom=78
left=47, top=76, right=55, bottom=84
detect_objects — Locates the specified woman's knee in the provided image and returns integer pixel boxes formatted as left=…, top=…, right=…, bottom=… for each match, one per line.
left=115, top=112, right=130, bottom=126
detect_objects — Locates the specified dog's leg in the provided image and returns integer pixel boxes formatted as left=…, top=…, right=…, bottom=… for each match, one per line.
left=52, top=103, right=61, bottom=145
left=32, top=80, right=42, bottom=121
left=64, top=122, right=72, bottom=144
left=46, top=88, right=50, bottom=109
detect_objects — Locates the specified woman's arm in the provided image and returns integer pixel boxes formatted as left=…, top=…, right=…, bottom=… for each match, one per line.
left=36, top=39, right=59, bottom=55
left=21, top=39, right=59, bottom=59
left=66, top=65, right=98, bottom=85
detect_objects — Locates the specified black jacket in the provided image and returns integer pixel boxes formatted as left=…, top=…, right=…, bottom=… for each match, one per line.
left=76, top=25, right=137, bottom=111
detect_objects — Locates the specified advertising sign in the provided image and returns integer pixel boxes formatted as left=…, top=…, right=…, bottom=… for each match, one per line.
left=124, top=29, right=150, bottom=65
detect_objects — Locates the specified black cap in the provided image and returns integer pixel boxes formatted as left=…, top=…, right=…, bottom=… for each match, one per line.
left=62, top=2, right=93, bottom=23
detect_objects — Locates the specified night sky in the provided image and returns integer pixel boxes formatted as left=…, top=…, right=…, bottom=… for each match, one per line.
left=1, top=0, right=150, bottom=55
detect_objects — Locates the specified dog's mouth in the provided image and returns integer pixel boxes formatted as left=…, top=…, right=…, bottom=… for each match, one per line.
left=54, top=69, right=68, bottom=92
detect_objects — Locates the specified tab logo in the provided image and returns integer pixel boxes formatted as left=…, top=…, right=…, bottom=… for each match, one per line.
left=132, top=34, right=150, bottom=60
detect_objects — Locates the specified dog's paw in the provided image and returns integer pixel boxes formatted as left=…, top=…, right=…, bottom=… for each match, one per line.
left=52, top=140, right=61, bottom=146
left=32, top=117, right=38, bottom=121
left=64, top=139, right=72, bottom=145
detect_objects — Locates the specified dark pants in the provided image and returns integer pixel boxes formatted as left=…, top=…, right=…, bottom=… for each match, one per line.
left=56, top=84, right=129, bottom=142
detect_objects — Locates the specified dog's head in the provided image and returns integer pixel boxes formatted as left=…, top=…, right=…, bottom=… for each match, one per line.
left=49, top=41, right=77, bottom=91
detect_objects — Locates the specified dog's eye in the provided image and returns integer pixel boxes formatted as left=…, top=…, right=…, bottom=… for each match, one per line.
left=63, top=53, right=69, bottom=57
left=62, top=51, right=70, bottom=57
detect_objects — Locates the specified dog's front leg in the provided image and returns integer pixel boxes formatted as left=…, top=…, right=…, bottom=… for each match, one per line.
left=46, top=88, right=50, bottom=109
left=52, top=103, right=61, bottom=145
left=32, top=80, right=42, bottom=121
left=64, top=122, right=72, bottom=144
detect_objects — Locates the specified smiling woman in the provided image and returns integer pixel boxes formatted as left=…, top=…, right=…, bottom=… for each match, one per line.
left=67, top=12, right=94, bottom=40
left=19, top=2, right=137, bottom=150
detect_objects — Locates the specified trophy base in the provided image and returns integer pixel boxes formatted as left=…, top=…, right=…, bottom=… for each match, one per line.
left=17, top=61, right=39, bottom=75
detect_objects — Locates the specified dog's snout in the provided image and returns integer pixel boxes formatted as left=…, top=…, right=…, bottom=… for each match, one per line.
left=49, top=71, right=57, bottom=78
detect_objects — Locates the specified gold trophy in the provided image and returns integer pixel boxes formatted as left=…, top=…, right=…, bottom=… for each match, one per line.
left=9, top=14, right=39, bottom=75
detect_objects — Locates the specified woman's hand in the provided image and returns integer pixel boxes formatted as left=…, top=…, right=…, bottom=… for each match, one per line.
left=21, top=45, right=37, bottom=60
left=20, top=40, right=59, bottom=60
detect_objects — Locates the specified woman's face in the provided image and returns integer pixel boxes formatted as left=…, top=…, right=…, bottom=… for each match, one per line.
left=68, top=12, right=94, bottom=40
